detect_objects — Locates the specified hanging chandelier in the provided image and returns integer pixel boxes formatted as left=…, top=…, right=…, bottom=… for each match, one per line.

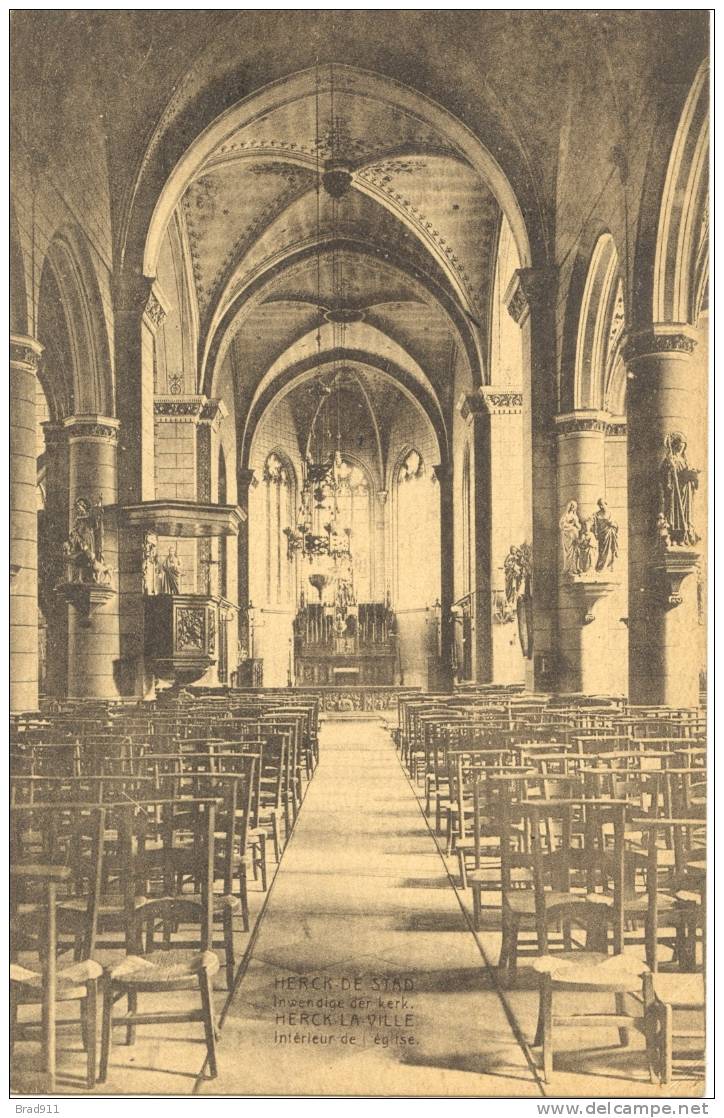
left=284, top=64, right=354, bottom=568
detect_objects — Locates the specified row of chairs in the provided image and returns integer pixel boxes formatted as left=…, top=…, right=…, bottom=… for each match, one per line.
left=396, top=687, right=706, bottom=1086
left=10, top=691, right=320, bottom=1092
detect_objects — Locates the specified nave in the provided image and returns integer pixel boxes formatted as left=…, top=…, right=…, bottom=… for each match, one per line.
left=11, top=693, right=705, bottom=1097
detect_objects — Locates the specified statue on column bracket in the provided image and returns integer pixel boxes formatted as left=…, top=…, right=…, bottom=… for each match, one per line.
left=142, top=532, right=158, bottom=594
left=159, top=544, right=183, bottom=594
left=592, top=498, right=619, bottom=572
left=576, top=517, right=596, bottom=574
left=559, top=500, right=582, bottom=576
left=63, top=496, right=112, bottom=586
left=503, top=542, right=533, bottom=656
left=658, top=431, right=700, bottom=548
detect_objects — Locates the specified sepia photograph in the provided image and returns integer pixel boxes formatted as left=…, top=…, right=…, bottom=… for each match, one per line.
left=9, top=8, right=710, bottom=1102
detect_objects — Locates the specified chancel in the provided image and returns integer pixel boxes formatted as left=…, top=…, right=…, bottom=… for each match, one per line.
left=10, top=10, right=707, bottom=1100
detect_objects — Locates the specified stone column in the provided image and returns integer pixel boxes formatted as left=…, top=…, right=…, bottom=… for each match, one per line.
left=115, top=279, right=165, bottom=695
left=64, top=416, right=121, bottom=699
left=40, top=422, right=69, bottom=698
left=505, top=267, right=558, bottom=691
left=196, top=400, right=227, bottom=600
left=459, top=388, right=526, bottom=685
left=625, top=327, right=703, bottom=707
left=434, top=463, right=455, bottom=691
left=237, top=467, right=258, bottom=650
left=10, top=335, right=43, bottom=712
left=554, top=411, right=627, bottom=695
left=375, top=489, right=388, bottom=602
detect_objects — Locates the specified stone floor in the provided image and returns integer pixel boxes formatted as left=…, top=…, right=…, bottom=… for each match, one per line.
left=12, top=715, right=705, bottom=1097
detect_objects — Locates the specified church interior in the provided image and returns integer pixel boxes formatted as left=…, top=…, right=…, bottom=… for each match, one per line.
left=10, top=11, right=708, bottom=1098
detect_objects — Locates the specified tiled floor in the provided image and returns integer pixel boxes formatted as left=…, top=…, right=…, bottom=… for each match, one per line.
left=199, top=716, right=540, bottom=1097
left=12, top=715, right=705, bottom=1097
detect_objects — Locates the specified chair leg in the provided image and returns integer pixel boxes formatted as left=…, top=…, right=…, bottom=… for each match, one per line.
left=661, top=1002, right=673, bottom=1087
left=10, top=985, right=18, bottom=1057
left=472, top=883, right=481, bottom=931
left=457, top=846, right=468, bottom=890
left=540, top=975, right=553, bottom=1082
left=508, top=917, right=520, bottom=984
left=239, top=863, right=250, bottom=932
left=224, top=909, right=236, bottom=991
left=641, top=974, right=660, bottom=1085
left=99, top=981, right=113, bottom=1083
left=257, top=832, right=268, bottom=891
left=126, top=990, right=137, bottom=1045
left=198, top=969, right=218, bottom=1078
left=41, top=971, right=56, bottom=1094
left=272, top=814, right=281, bottom=862
left=615, top=992, right=630, bottom=1047
left=85, top=981, right=98, bottom=1089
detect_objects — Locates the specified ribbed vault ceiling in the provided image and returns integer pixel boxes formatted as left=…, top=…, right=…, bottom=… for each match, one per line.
left=165, top=69, right=502, bottom=417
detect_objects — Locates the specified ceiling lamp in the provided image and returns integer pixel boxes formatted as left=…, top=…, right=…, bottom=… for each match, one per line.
left=322, top=157, right=353, bottom=199
left=282, top=65, right=353, bottom=568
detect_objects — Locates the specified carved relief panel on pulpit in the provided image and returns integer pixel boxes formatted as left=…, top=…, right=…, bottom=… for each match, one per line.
left=145, top=593, right=219, bottom=686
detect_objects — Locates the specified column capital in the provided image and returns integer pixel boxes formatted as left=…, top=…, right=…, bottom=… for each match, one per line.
left=479, top=387, right=523, bottom=415
left=504, top=267, right=557, bottom=326
left=10, top=334, right=43, bottom=372
left=457, top=388, right=523, bottom=423
left=623, top=324, right=697, bottom=363
left=555, top=409, right=627, bottom=438
left=63, top=414, right=121, bottom=443
left=432, top=463, right=450, bottom=485
left=154, top=395, right=206, bottom=422
left=237, top=467, right=259, bottom=493
left=199, top=399, right=228, bottom=432
left=555, top=409, right=610, bottom=436
left=142, top=282, right=169, bottom=331
left=41, top=420, right=68, bottom=453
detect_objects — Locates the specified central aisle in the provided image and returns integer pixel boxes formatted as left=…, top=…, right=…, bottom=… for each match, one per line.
left=198, top=718, right=541, bottom=1096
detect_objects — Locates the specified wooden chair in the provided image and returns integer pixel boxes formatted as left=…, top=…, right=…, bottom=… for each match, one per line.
left=11, top=805, right=106, bottom=1090
left=521, top=801, right=656, bottom=1082
left=99, top=797, right=222, bottom=1082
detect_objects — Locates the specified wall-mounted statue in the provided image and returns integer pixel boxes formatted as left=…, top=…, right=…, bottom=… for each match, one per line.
left=63, top=495, right=112, bottom=586
left=503, top=542, right=533, bottom=657
left=159, top=545, right=183, bottom=594
left=658, top=431, right=700, bottom=547
left=576, top=517, right=596, bottom=574
left=142, top=532, right=158, bottom=594
left=559, top=500, right=582, bottom=576
left=592, top=498, right=619, bottom=572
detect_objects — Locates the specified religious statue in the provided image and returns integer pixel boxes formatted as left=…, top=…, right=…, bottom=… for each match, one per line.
left=658, top=431, right=700, bottom=546
left=159, top=545, right=183, bottom=594
left=656, top=512, right=671, bottom=550
left=63, top=495, right=112, bottom=586
left=559, top=500, right=582, bottom=576
left=576, top=517, right=596, bottom=574
left=592, top=498, right=619, bottom=571
left=504, top=545, right=525, bottom=607
left=142, top=532, right=158, bottom=595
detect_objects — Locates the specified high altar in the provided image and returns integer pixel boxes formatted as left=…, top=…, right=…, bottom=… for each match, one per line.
left=293, top=598, right=397, bottom=686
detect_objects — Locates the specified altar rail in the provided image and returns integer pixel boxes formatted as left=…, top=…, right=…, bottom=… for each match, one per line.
left=229, top=684, right=421, bottom=712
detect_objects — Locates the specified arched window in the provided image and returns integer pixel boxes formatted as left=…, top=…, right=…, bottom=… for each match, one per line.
left=394, top=448, right=439, bottom=610
left=329, top=458, right=373, bottom=601
left=263, top=452, right=295, bottom=606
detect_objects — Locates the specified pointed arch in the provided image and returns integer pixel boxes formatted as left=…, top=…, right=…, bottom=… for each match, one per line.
left=653, top=61, right=709, bottom=326
left=39, top=227, right=114, bottom=417
left=574, top=233, right=621, bottom=411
